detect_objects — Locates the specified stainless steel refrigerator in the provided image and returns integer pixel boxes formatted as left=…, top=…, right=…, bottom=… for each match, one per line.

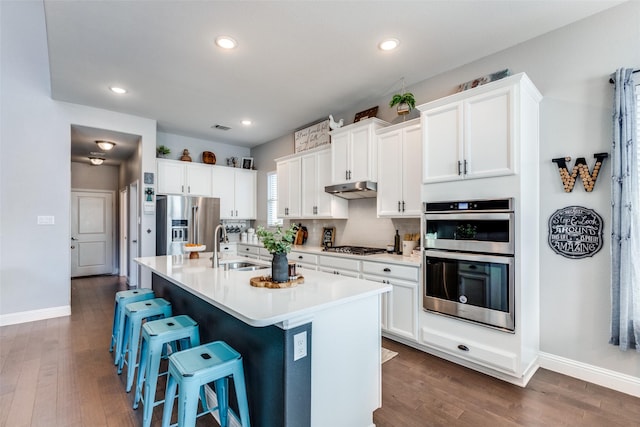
left=156, top=195, right=220, bottom=255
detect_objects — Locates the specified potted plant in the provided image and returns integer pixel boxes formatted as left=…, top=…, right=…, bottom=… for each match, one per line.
left=156, top=145, right=171, bottom=158
left=389, top=92, right=416, bottom=115
left=256, top=224, right=298, bottom=282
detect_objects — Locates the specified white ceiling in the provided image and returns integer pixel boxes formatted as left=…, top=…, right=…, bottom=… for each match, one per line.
left=45, top=0, right=624, bottom=158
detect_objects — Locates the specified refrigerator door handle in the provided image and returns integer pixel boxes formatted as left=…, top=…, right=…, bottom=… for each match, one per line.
left=192, top=205, right=199, bottom=244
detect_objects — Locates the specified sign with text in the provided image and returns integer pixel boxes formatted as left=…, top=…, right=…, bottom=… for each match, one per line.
left=548, top=206, right=603, bottom=259
left=294, top=119, right=330, bottom=153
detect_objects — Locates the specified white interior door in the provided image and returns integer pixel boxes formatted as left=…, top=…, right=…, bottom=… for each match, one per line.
left=70, top=191, right=114, bottom=277
left=128, top=181, right=140, bottom=288
left=119, top=188, right=128, bottom=278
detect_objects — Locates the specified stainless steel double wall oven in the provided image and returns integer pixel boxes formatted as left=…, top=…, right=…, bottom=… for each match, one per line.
left=423, top=199, right=515, bottom=331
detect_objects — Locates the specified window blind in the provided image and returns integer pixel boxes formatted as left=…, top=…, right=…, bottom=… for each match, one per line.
left=267, top=171, right=282, bottom=227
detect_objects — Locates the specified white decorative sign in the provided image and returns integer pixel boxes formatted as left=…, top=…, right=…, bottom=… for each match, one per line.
left=294, top=119, right=330, bottom=153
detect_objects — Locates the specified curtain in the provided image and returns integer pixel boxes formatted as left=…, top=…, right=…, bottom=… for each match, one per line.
left=610, top=68, right=639, bottom=352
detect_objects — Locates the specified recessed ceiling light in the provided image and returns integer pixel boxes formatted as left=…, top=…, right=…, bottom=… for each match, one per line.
left=89, top=157, right=105, bottom=165
left=96, top=140, right=116, bottom=151
left=241, top=120, right=252, bottom=126
left=215, top=36, right=237, bottom=49
left=378, top=38, right=400, bottom=51
left=109, top=86, right=127, bottom=94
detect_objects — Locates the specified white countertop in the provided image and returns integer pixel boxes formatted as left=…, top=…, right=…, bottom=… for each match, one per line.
left=135, top=254, right=392, bottom=329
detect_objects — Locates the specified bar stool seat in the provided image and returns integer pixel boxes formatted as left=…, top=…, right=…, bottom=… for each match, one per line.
left=119, top=297, right=172, bottom=392
left=162, top=341, right=251, bottom=427
left=110, top=289, right=155, bottom=366
left=133, top=315, right=200, bottom=427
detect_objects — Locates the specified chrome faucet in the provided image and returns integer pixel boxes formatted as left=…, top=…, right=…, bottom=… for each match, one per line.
left=212, top=224, right=228, bottom=268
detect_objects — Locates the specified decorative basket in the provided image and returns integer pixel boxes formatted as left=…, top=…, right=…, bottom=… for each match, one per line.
left=202, top=151, right=216, bottom=164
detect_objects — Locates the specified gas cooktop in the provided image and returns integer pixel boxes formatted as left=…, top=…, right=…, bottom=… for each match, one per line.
left=323, top=245, right=387, bottom=255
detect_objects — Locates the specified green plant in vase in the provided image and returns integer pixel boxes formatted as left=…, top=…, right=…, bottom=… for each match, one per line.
left=389, top=92, right=416, bottom=115
left=156, top=145, right=171, bottom=158
left=256, top=224, right=298, bottom=282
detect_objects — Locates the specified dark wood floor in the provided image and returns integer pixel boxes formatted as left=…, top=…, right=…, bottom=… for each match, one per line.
left=1, top=275, right=638, bottom=426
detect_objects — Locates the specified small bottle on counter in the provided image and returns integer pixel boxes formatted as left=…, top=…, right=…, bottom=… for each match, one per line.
left=394, top=230, right=401, bottom=254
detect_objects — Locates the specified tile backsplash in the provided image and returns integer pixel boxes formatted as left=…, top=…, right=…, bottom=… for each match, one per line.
left=279, top=198, right=420, bottom=248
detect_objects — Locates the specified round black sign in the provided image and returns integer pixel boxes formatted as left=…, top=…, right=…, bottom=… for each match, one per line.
left=548, top=206, right=603, bottom=259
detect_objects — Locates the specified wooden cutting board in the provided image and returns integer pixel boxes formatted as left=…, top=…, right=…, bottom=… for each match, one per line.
left=250, top=275, right=304, bottom=289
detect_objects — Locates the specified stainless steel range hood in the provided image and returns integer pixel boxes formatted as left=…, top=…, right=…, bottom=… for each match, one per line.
left=324, top=181, right=377, bottom=199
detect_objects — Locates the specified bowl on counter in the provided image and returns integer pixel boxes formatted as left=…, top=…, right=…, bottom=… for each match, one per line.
left=183, top=244, right=206, bottom=259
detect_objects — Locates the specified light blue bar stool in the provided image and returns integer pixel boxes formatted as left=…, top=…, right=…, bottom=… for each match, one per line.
left=118, top=298, right=173, bottom=393
left=133, top=315, right=200, bottom=427
left=110, top=288, right=155, bottom=366
left=162, top=341, right=251, bottom=427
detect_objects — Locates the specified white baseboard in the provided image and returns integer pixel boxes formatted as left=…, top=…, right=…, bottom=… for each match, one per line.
left=0, top=305, right=71, bottom=327
left=539, top=351, right=640, bottom=398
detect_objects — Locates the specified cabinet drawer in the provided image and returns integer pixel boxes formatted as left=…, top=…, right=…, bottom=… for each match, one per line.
left=362, top=261, right=419, bottom=282
left=421, top=327, right=517, bottom=374
left=237, top=245, right=260, bottom=256
left=318, top=255, right=360, bottom=272
left=290, top=251, right=318, bottom=266
left=219, top=243, right=236, bottom=254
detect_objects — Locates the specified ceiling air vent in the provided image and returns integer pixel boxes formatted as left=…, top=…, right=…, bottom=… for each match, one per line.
left=212, top=124, right=231, bottom=131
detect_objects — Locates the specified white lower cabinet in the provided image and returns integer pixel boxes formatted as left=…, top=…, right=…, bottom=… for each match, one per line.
left=236, top=244, right=260, bottom=259
left=318, top=255, right=361, bottom=278
left=421, top=326, right=518, bottom=374
left=362, top=260, right=419, bottom=341
left=219, top=243, right=237, bottom=256
left=290, top=251, right=318, bottom=271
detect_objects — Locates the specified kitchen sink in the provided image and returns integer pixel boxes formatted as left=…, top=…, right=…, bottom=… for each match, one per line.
left=223, top=261, right=269, bottom=271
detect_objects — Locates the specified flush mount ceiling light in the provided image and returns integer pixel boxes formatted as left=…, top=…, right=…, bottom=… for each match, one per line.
left=109, top=86, right=127, bottom=94
left=215, top=35, right=238, bottom=49
left=96, top=140, right=116, bottom=151
left=241, top=119, right=252, bottom=126
left=378, top=38, right=400, bottom=51
left=89, top=157, right=105, bottom=166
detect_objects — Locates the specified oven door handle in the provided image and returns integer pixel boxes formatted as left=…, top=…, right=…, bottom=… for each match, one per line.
left=423, top=212, right=513, bottom=221
left=424, top=250, right=514, bottom=265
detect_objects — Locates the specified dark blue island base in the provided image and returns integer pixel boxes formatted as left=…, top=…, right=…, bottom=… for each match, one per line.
left=152, top=273, right=312, bottom=427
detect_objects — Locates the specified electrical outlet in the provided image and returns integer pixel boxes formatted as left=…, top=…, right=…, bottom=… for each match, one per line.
left=293, top=331, right=307, bottom=361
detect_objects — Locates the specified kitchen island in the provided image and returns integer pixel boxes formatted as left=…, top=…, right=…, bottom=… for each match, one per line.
left=135, top=254, right=391, bottom=427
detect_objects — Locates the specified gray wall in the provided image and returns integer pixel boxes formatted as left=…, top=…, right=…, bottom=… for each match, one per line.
left=157, top=132, right=250, bottom=165
left=71, top=162, right=120, bottom=191
left=250, top=2, right=640, bottom=380
left=1, top=1, right=157, bottom=324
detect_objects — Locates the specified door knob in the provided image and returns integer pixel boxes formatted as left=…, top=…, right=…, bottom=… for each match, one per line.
left=70, top=245, right=75, bottom=249
left=71, top=237, right=78, bottom=241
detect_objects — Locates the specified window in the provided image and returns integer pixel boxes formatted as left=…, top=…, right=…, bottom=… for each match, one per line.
left=267, top=171, right=282, bottom=227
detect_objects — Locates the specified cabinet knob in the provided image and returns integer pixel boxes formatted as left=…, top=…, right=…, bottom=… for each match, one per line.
left=457, top=161, right=462, bottom=176
left=398, top=201, right=401, bottom=212
left=457, top=344, right=470, bottom=352
left=298, top=255, right=303, bottom=259
left=383, top=268, right=391, bottom=272
left=463, top=160, right=468, bottom=175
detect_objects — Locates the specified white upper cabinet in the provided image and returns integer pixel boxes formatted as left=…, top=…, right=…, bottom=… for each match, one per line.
left=330, top=118, right=389, bottom=183
left=419, top=73, right=540, bottom=184
left=276, top=156, right=301, bottom=218
left=301, top=149, right=348, bottom=218
left=376, top=119, right=422, bottom=217
left=211, top=166, right=256, bottom=219
left=157, top=159, right=212, bottom=196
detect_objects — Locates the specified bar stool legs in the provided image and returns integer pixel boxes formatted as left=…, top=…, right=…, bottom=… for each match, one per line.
left=110, top=289, right=155, bottom=366
left=118, top=298, right=172, bottom=392
left=162, top=341, right=251, bottom=427
left=133, top=315, right=200, bottom=427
